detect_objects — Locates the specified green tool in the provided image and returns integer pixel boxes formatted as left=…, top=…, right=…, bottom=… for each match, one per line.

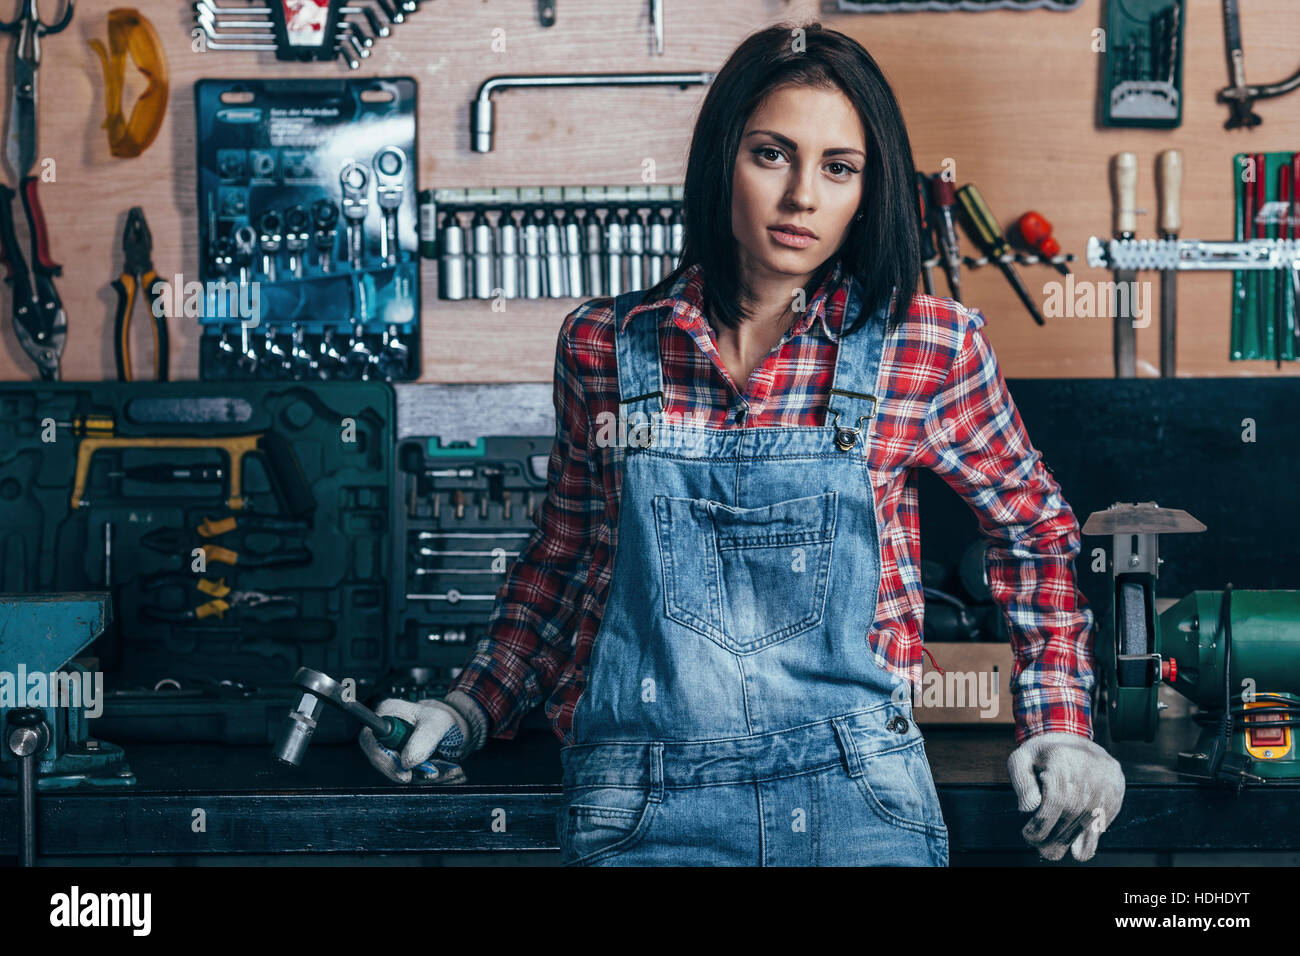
left=1099, top=0, right=1185, bottom=129
left=274, top=666, right=463, bottom=778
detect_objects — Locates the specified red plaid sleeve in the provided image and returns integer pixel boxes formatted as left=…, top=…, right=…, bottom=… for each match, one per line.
left=447, top=309, right=602, bottom=739
left=910, top=305, right=1097, bottom=743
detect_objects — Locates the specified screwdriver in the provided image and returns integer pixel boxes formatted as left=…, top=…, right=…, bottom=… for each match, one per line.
left=914, top=173, right=937, bottom=295
left=1277, top=160, right=1291, bottom=368
left=1292, top=152, right=1300, bottom=358
left=956, top=183, right=1045, bottom=326
left=1016, top=212, right=1070, bottom=276
left=1251, top=153, right=1267, bottom=358
left=930, top=175, right=962, bottom=302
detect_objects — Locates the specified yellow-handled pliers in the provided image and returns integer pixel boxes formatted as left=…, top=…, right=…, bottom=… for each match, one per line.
left=113, top=205, right=168, bottom=380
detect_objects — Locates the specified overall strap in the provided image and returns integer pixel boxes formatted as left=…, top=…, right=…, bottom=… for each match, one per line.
left=825, top=278, right=891, bottom=446
left=613, top=291, right=667, bottom=420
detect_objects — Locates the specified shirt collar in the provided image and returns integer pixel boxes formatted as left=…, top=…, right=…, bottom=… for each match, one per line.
left=619, top=259, right=851, bottom=342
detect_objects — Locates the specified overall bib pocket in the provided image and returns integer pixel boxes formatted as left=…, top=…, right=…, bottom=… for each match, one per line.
left=851, top=738, right=949, bottom=838
left=653, top=491, right=837, bottom=654
left=557, top=786, right=657, bottom=866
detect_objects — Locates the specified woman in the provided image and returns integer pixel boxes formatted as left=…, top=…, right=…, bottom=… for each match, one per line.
left=361, top=22, right=1125, bottom=866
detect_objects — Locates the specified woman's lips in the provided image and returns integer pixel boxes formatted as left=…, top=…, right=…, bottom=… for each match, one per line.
left=768, top=227, right=816, bottom=249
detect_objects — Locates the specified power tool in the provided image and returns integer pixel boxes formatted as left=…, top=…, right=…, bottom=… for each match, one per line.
left=1084, top=502, right=1300, bottom=788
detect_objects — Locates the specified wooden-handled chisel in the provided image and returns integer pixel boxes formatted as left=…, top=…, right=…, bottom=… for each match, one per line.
left=1111, top=152, right=1139, bottom=377
left=1157, top=150, right=1182, bottom=377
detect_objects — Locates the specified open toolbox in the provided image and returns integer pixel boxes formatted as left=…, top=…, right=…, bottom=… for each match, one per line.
left=0, top=382, right=396, bottom=744
left=392, top=435, right=552, bottom=672
left=196, top=77, right=420, bottom=382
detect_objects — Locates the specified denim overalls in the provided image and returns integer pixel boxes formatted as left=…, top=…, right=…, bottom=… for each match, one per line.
left=557, top=278, right=949, bottom=866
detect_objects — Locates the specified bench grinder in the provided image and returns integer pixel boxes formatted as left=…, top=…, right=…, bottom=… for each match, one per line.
left=1084, top=502, right=1300, bottom=787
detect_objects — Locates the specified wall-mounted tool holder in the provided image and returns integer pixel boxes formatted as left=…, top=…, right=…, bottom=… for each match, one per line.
left=196, top=78, right=420, bottom=382
left=0, top=382, right=395, bottom=745
left=420, top=185, right=684, bottom=301
left=193, top=0, right=426, bottom=71
left=1099, top=0, right=1185, bottom=129
left=836, top=0, right=1081, bottom=10
left=1232, top=151, right=1299, bottom=364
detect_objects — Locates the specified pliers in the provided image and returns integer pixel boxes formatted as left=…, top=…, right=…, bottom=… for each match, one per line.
left=1, top=0, right=73, bottom=381
left=141, top=574, right=296, bottom=622
left=0, top=179, right=64, bottom=379
left=113, top=206, right=167, bottom=381
left=140, top=514, right=312, bottom=569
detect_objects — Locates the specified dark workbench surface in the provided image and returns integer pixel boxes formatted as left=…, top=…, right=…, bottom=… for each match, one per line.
left=3, top=716, right=1297, bottom=859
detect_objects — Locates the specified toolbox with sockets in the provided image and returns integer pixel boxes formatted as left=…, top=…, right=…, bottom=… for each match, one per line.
left=0, top=382, right=397, bottom=743
left=392, top=443, right=552, bottom=685
left=196, top=77, right=419, bottom=382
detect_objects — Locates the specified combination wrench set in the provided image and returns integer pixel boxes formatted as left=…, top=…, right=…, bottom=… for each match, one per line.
left=421, top=185, right=685, bottom=301
left=196, top=78, right=420, bottom=381
left=193, top=0, right=428, bottom=70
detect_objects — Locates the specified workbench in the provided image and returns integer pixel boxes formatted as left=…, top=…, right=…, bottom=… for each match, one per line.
left=3, top=714, right=1296, bottom=864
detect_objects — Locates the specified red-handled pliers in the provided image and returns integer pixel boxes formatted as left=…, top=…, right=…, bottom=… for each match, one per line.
left=0, top=0, right=74, bottom=380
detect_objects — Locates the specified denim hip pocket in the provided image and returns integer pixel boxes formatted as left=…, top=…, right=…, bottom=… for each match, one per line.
left=557, top=786, right=657, bottom=866
left=852, top=739, right=948, bottom=838
left=653, top=491, right=837, bottom=654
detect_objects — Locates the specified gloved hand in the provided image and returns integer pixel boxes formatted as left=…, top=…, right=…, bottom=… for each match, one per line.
left=359, top=691, right=488, bottom=784
left=1007, top=731, right=1125, bottom=862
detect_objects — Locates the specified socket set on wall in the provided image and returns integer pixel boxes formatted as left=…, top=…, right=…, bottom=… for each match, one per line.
left=419, top=185, right=684, bottom=300
left=196, top=78, right=420, bottom=382
left=836, top=0, right=1080, bottom=9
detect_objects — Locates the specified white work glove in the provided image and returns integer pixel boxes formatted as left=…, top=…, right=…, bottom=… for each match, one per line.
left=359, top=691, right=488, bottom=784
left=1007, top=732, right=1126, bottom=862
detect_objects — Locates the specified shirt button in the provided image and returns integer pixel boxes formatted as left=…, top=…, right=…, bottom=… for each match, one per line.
left=889, top=716, right=910, bottom=734
left=733, top=407, right=747, bottom=424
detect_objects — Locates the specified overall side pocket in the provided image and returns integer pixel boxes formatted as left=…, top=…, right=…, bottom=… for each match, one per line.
left=559, top=786, right=657, bottom=866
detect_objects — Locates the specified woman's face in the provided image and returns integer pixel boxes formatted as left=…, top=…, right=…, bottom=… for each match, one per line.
left=731, top=83, right=866, bottom=290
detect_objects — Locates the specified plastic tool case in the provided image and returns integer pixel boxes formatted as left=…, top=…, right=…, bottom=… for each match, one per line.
left=0, top=382, right=395, bottom=743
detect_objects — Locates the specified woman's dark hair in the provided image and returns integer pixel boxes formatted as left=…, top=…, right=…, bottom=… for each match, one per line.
left=643, top=21, right=920, bottom=334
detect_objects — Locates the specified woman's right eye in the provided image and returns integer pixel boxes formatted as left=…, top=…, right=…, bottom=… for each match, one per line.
left=754, top=146, right=785, bottom=164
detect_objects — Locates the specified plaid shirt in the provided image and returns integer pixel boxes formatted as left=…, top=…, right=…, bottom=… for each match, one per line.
left=449, top=261, right=1096, bottom=746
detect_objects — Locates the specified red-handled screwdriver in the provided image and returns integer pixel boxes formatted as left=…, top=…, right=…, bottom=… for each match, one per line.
left=930, top=175, right=962, bottom=302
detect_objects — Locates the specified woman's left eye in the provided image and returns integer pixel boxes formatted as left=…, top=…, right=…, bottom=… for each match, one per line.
left=825, top=162, right=856, bottom=177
